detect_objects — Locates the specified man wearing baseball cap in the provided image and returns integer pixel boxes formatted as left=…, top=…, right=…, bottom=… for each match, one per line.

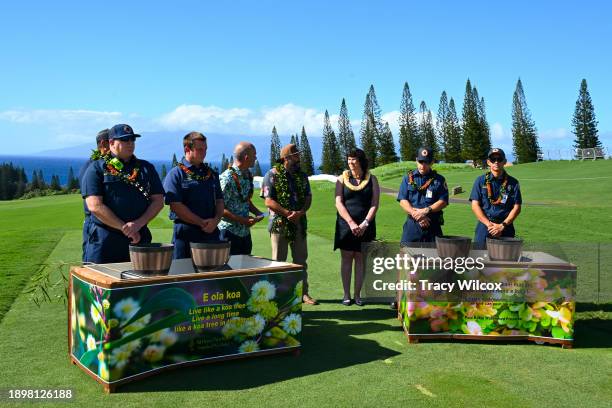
left=81, top=124, right=164, bottom=263
left=397, top=147, right=449, bottom=244
left=469, top=148, right=522, bottom=247
left=78, top=128, right=110, bottom=261
left=261, top=143, right=317, bottom=305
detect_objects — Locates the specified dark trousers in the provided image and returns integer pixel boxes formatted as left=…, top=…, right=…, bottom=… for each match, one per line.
left=219, top=229, right=252, bottom=255
left=400, top=217, right=443, bottom=245
left=172, top=223, right=220, bottom=259
left=81, top=216, right=90, bottom=262
left=474, top=221, right=516, bottom=248
left=84, top=222, right=152, bottom=264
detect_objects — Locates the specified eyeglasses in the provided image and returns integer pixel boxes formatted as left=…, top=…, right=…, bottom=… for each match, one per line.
left=489, top=157, right=505, bottom=163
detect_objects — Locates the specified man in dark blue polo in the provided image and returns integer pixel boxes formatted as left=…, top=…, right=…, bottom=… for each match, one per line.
left=163, top=131, right=224, bottom=259
left=78, top=128, right=109, bottom=262
left=81, top=124, right=164, bottom=264
left=469, top=148, right=522, bottom=247
left=397, top=147, right=449, bottom=245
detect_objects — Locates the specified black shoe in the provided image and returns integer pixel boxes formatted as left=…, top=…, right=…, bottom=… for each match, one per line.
left=354, top=298, right=364, bottom=307
left=342, top=298, right=352, bottom=306
left=390, top=301, right=398, bottom=310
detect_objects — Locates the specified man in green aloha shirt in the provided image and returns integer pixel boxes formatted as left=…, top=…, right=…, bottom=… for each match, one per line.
left=261, top=144, right=317, bottom=305
left=218, top=142, right=265, bottom=255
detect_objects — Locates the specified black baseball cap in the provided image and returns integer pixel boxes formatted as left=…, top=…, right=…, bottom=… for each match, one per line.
left=488, top=148, right=506, bottom=161
left=416, top=147, right=434, bottom=163
left=109, top=124, right=141, bottom=140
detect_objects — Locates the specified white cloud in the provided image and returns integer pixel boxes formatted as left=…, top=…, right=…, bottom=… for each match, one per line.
left=157, top=103, right=332, bottom=136
left=491, top=122, right=509, bottom=141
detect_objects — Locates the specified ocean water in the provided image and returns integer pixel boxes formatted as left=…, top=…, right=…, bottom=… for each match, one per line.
left=0, top=155, right=270, bottom=186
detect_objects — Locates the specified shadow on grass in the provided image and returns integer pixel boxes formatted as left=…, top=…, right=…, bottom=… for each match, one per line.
left=120, top=309, right=400, bottom=393
left=576, top=302, right=612, bottom=312
left=574, top=318, right=612, bottom=348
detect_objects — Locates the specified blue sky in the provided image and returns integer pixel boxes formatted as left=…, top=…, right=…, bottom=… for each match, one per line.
left=0, top=1, right=610, bottom=157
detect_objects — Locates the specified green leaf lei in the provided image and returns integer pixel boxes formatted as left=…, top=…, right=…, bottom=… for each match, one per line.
left=271, top=164, right=307, bottom=242
left=102, top=155, right=151, bottom=201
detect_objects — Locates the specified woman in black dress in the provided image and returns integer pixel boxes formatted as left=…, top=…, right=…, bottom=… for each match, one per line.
left=334, top=149, right=380, bottom=306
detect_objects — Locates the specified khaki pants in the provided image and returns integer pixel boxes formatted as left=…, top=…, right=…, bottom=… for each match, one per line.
left=270, top=224, right=309, bottom=295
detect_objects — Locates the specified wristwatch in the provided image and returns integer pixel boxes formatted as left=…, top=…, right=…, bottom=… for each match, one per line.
left=426, top=206, right=432, bottom=214
left=502, top=221, right=508, bottom=227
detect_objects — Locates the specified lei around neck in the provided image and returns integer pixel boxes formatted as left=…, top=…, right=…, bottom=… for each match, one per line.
left=103, top=155, right=150, bottom=200
left=408, top=170, right=436, bottom=192
left=485, top=171, right=508, bottom=205
left=342, top=170, right=371, bottom=192
left=228, top=166, right=253, bottom=202
left=271, top=163, right=307, bottom=242
left=178, top=162, right=213, bottom=182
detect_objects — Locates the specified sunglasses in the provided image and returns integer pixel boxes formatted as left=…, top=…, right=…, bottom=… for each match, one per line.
left=417, top=160, right=431, bottom=164
left=489, top=157, right=505, bottom=163
left=116, top=136, right=136, bottom=142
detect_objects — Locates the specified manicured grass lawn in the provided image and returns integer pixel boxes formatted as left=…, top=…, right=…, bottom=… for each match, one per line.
left=0, top=161, right=611, bottom=406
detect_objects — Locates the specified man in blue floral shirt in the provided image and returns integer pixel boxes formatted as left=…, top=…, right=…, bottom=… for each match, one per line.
left=219, top=142, right=265, bottom=255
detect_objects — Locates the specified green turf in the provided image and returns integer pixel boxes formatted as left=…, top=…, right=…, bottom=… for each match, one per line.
left=0, top=161, right=611, bottom=406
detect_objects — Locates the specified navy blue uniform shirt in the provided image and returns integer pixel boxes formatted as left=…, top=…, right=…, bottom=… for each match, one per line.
left=163, top=158, right=223, bottom=222
left=81, top=156, right=164, bottom=225
left=78, top=158, right=94, bottom=216
left=469, top=172, right=522, bottom=221
left=397, top=170, right=449, bottom=222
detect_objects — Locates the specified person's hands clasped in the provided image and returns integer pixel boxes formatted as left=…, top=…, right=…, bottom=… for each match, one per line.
left=488, top=222, right=504, bottom=237
left=348, top=220, right=361, bottom=236
left=200, top=218, right=219, bottom=233
left=287, top=210, right=304, bottom=225
left=357, top=220, right=369, bottom=237
left=411, top=208, right=428, bottom=221
left=418, top=217, right=431, bottom=229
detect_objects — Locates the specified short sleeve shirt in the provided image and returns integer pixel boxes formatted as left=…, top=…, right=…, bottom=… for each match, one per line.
left=397, top=170, right=449, bottom=223
left=261, top=167, right=311, bottom=232
left=469, top=172, right=522, bottom=221
left=218, top=166, right=253, bottom=237
left=78, top=158, right=94, bottom=216
left=81, top=156, right=164, bottom=224
left=163, top=158, right=223, bottom=222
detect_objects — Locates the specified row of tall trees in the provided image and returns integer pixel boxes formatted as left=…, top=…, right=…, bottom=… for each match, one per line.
left=266, top=78, right=601, bottom=174
left=0, top=164, right=79, bottom=200
left=269, top=125, right=316, bottom=175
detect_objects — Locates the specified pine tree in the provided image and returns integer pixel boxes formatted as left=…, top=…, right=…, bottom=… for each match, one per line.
left=445, top=98, right=463, bottom=162
left=299, top=126, right=315, bottom=176
left=360, top=85, right=382, bottom=168
left=461, top=79, right=484, bottom=164
left=399, top=82, right=421, bottom=161
left=30, top=170, right=40, bottom=190
left=15, top=168, right=26, bottom=198
left=161, top=164, right=168, bottom=180
left=290, top=134, right=297, bottom=146
left=67, top=166, right=79, bottom=190
left=253, top=160, right=263, bottom=177
left=419, top=101, right=437, bottom=156
left=512, top=79, right=540, bottom=163
left=270, top=126, right=281, bottom=164
left=478, top=95, right=492, bottom=156
left=378, top=122, right=398, bottom=165
left=572, top=78, right=600, bottom=149
left=38, top=170, right=47, bottom=189
left=50, top=174, right=61, bottom=191
left=221, top=153, right=227, bottom=171
left=337, top=98, right=357, bottom=161
left=321, top=110, right=342, bottom=174
left=171, top=153, right=178, bottom=167
left=436, top=91, right=450, bottom=161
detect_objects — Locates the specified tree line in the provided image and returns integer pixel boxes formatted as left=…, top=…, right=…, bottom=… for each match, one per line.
left=0, top=164, right=80, bottom=200
left=269, top=77, right=602, bottom=175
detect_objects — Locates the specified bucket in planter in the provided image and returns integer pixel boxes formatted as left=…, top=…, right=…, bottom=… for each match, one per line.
left=435, top=236, right=472, bottom=259
left=486, top=237, right=523, bottom=261
left=191, top=241, right=231, bottom=272
left=129, top=243, right=174, bottom=275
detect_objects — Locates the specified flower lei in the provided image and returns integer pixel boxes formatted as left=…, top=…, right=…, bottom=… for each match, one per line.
left=342, top=170, right=371, bottom=192
left=408, top=170, right=436, bottom=192
left=229, top=167, right=253, bottom=202
left=178, top=162, right=213, bottom=182
left=271, top=164, right=307, bottom=242
left=90, top=149, right=108, bottom=161
left=103, top=155, right=150, bottom=200
left=485, top=171, right=508, bottom=205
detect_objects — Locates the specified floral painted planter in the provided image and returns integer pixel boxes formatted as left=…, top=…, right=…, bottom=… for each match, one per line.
left=69, top=256, right=303, bottom=392
left=397, top=250, right=576, bottom=348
